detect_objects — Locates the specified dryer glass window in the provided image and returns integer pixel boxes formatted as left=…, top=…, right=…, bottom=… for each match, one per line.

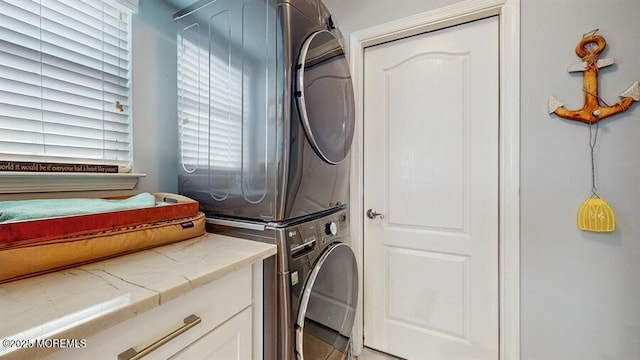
left=296, top=30, right=355, bottom=165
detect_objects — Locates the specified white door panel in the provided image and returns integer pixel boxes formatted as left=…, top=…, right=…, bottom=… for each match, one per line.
left=363, top=17, right=499, bottom=359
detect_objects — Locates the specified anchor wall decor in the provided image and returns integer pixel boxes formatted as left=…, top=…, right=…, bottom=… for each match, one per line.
left=548, top=31, right=640, bottom=233
left=548, top=32, right=639, bottom=123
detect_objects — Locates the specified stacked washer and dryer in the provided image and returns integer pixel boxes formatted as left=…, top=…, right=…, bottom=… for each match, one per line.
left=174, top=0, right=358, bottom=359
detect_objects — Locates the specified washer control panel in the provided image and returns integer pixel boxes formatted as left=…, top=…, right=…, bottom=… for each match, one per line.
left=285, top=209, right=349, bottom=260
left=324, top=221, right=338, bottom=236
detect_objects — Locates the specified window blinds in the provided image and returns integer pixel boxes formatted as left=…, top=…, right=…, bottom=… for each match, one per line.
left=0, top=0, right=132, bottom=169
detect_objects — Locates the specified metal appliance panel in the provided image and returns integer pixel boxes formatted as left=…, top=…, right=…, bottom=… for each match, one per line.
left=175, top=0, right=353, bottom=223
left=175, top=0, right=281, bottom=220
left=208, top=207, right=354, bottom=360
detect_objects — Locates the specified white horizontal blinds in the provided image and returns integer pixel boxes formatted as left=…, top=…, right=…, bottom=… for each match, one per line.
left=0, top=0, right=131, bottom=167
left=111, top=0, right=138, bottom=12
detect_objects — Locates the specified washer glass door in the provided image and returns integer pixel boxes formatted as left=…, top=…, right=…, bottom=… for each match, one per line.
left=296, top=30, right=355, bottom=165
left=295, top=243, right=358, bottom=359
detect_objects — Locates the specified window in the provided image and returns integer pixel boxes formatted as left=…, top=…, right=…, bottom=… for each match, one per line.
left=0, top=0, right=135, bottom=172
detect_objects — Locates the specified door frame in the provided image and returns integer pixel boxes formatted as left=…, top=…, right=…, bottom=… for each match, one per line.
left=348, top=0, right=521, bottom=359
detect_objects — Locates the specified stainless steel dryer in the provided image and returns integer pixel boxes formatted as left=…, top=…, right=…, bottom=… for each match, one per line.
left=209, top=207, right=358, bottom=360
left=174, top=0, right=355, bottom=223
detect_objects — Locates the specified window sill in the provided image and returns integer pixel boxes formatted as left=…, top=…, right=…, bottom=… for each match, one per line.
left=0, top=172, right=145, bottom=194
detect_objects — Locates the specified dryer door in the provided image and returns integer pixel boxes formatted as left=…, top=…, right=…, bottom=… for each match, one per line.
left=296, top=30, right=355, bottom=165
left=295, top=242, right=358, bottom=359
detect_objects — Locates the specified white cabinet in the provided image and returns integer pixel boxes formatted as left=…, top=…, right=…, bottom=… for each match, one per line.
left=46, top=263, right=262, bottom=360
left=171, top=307, right=252, bottom=359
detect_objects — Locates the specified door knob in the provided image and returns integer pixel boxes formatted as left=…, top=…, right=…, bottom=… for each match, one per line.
left=366, top=209, right=384, bottom=219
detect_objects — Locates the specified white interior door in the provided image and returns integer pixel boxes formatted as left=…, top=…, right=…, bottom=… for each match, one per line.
left=363, top=17, right=499, bottom=359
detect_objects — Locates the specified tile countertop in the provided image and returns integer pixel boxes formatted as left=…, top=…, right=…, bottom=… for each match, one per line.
left=0, top=233, right=276, bottom=359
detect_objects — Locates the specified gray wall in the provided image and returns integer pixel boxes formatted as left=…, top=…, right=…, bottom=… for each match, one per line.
left=521, top=0, right=640, bottom=359
left=324, top=0, right=640, bottom=359
left=323, top=0, right=461, bottom=43
left=131, top=0, right=179, bottom=194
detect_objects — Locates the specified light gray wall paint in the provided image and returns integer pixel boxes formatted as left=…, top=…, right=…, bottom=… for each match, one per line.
left=324, top=0, right=640, bottom=359
left=521, top=0, right=640, bottom=359
left=131, top=0, right=179, bottom=194
left=322, top=0, right=461, bottom=42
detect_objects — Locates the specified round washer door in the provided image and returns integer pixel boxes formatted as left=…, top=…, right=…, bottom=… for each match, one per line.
left=295, top=242, right=358, bottom=359
left=296, top=30, right=355, bottom=165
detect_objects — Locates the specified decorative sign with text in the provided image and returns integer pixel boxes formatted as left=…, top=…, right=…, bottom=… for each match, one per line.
left=0, top=161, right=119, bottom=173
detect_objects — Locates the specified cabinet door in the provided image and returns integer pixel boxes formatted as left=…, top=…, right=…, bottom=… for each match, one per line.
left=171, top=307, right=253, bottom=360
left=45, top=266, right=252, bottom=360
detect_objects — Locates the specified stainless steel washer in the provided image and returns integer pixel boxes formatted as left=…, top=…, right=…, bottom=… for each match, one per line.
left=292, top=234, right=358, bottom=359
left=209, top=207, right=358, bottom=360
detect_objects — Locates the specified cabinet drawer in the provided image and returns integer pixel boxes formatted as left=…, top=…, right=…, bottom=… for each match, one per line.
left=170, top=306, right=252, bottom=359
left=47, top=266, right=252, bottom=360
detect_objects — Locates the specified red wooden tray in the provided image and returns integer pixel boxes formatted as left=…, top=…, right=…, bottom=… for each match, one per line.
left=0, top=193, right=199, bottom=250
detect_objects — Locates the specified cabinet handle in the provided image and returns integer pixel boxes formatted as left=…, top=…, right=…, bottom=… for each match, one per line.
left=118, top=314, right=201, bottom=360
